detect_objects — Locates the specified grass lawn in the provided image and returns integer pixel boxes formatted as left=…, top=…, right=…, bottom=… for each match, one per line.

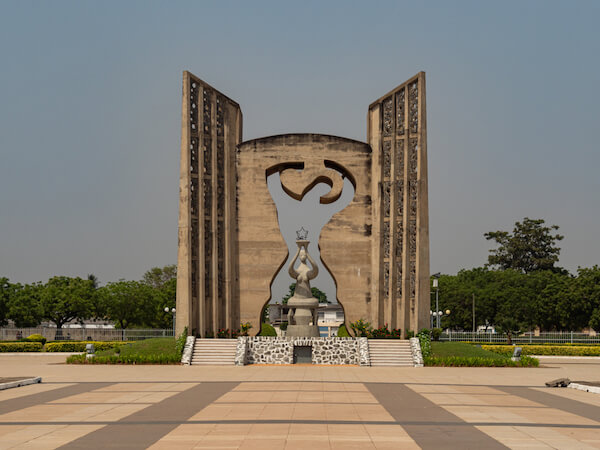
left=425, top=341, right=539, bottom=367
left=97, top=337, right=178, bottom=357
left=66, top=337, right=181, bottom=364
left=431, top=342, right=507, bottom=360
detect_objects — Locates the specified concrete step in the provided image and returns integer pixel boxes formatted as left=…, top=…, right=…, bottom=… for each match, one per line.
left=368, top=343, right=410, bottom=346
left=192, top=349, right=236, bottom=353
left=191, top=361, right=235, bottom=364
left=194, top=344, right=237, bottom=348
left=370, top=351, right=412, bottom=354
left=368, top=340, right=415, bottom=367
left=190, top=339, right=237, bottom=366
left=371, top=362, right=414, bottom=367
left=191, top=357, right=235, bottom=360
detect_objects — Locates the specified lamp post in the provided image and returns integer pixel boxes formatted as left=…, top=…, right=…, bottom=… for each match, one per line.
left=432, top=272, right=441, bottom=328
left=164, top=307, right=176, bottom=335
left=430, top=309, right=451, bottom=330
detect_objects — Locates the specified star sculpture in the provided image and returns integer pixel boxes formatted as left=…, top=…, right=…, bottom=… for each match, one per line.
left=296, top=227, right=309, bottom=241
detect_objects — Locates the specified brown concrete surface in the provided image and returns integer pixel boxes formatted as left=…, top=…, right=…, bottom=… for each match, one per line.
left=1, top=354, right=599, bottom=449
left=177, top=71, right=432, bottom=339
left=237, top=135, right=373, bottom=331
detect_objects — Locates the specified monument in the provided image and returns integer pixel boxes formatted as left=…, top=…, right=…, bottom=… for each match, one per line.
left=176, top=71, right=430, bottom=337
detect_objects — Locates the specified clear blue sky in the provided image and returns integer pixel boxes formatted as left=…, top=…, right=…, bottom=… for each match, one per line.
left=1, top=1, right=599, bottom=289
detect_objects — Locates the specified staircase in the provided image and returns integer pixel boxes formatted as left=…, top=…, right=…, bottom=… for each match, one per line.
left=368, top=340, right=414, bottom=367
left=190, top=339, right=237, bottom=365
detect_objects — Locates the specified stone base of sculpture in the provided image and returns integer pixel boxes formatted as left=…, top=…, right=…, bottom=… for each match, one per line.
left=286, top=295, right=320, bottom=337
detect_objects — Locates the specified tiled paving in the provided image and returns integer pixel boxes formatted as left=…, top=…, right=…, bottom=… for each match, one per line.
left=0, top=355, right=599, bottom=448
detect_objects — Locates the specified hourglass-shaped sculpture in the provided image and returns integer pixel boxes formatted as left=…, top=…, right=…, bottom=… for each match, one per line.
left=286, top=227, right=321, bottom=337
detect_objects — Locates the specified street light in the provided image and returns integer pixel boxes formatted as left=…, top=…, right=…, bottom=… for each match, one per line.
left=164, top=307, right=176, bottom=335
left=432, top=273, right=441, bottom=328
left=430, top=309, right=451, bottom=329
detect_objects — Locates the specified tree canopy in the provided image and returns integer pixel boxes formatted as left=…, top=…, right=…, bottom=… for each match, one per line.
left=99, top=280, right=153, bottom=329
left=142, top=265, right=176, bottom=289
left=40, top=276, right=96, bottom=329
left=484, top=217, right=564, bottom=273
left=0, top=265, right=177, bottom=330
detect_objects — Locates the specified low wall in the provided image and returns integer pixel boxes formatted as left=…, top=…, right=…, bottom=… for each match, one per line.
left=235, top=336, right=370, bottom=365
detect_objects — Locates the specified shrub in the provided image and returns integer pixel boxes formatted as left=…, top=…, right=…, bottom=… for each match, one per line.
left=258, top=323, right=277, bottom=336
left=46, top=341, right=127, bottom=352
left=175, top=327, right=188, bottom=356
left=350, top=319, right=372, bottom=337
left=337, top=324, right=350, bottom=337
left=280, top=322, right=288, bottom=331
left=25, top=334, right=47, bottom=345
left=424, top=355, right=538, bottom=367
left=417, top=329, right=432, bottom=357
left=217, top=328, right=231, bottom=338
left=370, top=324, right=402, bottom=339
left=482, top=345, right=600, bottom=357
left=431, top=328, right=442, bottom=341
left=0, top=342, right=43, bottom=352
left=406, top=330, right=415, bottom=339
left=240, top=322, right=253, bottom=336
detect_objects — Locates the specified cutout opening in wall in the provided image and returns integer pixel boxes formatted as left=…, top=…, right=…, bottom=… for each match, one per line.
left=263, top=163, right=355, bottom=337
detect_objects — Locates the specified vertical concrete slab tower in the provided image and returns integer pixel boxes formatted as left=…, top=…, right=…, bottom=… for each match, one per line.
left=176, top=71, right=242, bottom=336
left=177, top=71, right=430, bottom=337
left=368, top=72, right=430, bottom=334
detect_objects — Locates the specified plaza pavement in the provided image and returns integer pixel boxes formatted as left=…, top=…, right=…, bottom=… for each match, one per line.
left=0, top=354, right=599, bottom=449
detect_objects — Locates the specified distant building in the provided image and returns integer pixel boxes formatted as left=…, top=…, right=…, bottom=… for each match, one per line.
left=268, top=302, right=345, bottom=337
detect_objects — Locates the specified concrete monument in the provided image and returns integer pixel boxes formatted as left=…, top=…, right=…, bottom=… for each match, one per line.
left=176, top=71, right=430, bottom=337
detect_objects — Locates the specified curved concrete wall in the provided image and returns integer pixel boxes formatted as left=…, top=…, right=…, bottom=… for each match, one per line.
left=236, top=134, right=373, bottom=333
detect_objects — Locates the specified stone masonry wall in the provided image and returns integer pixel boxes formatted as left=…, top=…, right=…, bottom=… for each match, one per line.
left=243, top=337, right=365, bottom=365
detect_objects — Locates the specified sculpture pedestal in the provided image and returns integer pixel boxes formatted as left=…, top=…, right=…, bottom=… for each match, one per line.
left=286, top=324, right=320, bottom=337
left=286, top=296, right=320, bottom=337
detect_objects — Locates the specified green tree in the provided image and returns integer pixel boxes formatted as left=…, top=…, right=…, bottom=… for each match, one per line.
left=100, top=280, right=153, bottom=329
left=8, top=282, right=44, bottom=327
left=281, top=283, right=328, bottom=304
left=87, top=274, right=99, bottom=289
left=142, top=265, right=177, bottom=289
left=484, top=218, right=564, bottom=273
left=0, top=277, right=13, bottom=326
left=41, top=277, right=95, bottom=335
left=141, top=266, right=176, bottom=328
left=590, top=308, right=600, bottom=332
left=496, top=316, right=522, bottom=345
left=86, top=274, right=107, bottom=320
left=436, top=268, right=545, bottom=332
left=574, top=266, right=600, bottom=331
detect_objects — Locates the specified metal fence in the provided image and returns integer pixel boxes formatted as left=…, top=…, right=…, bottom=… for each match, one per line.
left=441, top=331, right=600, bottom=344
left=0, top=327, right=173, bottom=342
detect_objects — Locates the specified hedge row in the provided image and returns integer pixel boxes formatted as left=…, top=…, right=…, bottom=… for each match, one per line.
left=337, top=324, right=350, bottom=337
left=46, top=341, right=128, bottom=352
left=460, top=341, right=600, bottom=347
left=258, top=323, right=277, bottom=336
left=424, top=355, right=539, bottom=367
left=482, top=345, right=600, bottom=356
left=0, top=342, right=43, bottom=352
left=66, top=354, right=181, bottom=364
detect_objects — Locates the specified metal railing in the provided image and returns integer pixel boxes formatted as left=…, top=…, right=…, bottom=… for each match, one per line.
left=440, top=331, right=600, bottom=344
left=0, top=327, right=173, bottom=342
